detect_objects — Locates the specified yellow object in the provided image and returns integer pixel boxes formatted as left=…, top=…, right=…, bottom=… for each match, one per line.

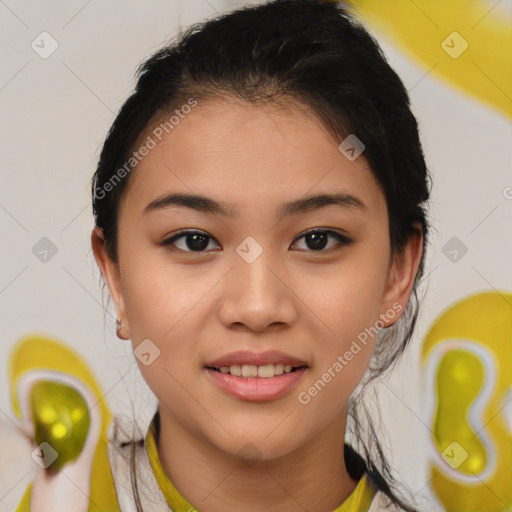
left=30, top=380, right=90, bottom=472
left=144, top=422, right=198, bottom=510
left=422, top=291, right=512, bottom=511
left=351, top=0, right=512, bottom=120
left=9, top=334, right=119, bottom=512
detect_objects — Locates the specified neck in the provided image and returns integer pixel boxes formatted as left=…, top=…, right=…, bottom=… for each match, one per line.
left=156, top=406, right=358, bottom=512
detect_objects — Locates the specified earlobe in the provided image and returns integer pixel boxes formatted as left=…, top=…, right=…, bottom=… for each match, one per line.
left=90, top=227, right=130, bottom=338
left=380, top=224, right=424, bottom=327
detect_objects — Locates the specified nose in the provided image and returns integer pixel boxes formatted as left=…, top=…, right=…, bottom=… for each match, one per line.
left=218, top=252, right=298, bottom=333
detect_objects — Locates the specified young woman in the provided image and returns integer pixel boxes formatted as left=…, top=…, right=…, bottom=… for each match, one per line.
left=55, top=0, right=430, bottom=510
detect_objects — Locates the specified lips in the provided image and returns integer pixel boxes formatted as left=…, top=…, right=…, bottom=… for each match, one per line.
left=203, top=350, right=309, bottom=402
left=204, top=366, right=309, bottom=402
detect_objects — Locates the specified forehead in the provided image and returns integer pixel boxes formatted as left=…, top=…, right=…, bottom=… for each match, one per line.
left=120, top=97, right=385, bottom=217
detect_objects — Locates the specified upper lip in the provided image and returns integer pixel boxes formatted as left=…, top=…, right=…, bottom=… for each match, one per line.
left=205, top=350, right=309, bottom=368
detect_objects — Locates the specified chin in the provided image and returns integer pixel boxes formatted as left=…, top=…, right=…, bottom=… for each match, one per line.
left=207, top=426, right=303, bottom=464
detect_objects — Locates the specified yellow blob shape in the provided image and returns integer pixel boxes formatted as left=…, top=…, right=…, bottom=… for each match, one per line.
left=434, top=349, right=487, bottom=475
left=351, top=0, right=512, bottom=119
left=422, top=291, right=512, bottom=511
left=9, top=335, right=120, bottom=511
left=30, top=380, right=90, bottom=472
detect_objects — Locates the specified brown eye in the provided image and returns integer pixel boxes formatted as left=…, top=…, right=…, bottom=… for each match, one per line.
left=161, top=230, right=220, bottom=252
left=291, top=229, right=352, bottom=252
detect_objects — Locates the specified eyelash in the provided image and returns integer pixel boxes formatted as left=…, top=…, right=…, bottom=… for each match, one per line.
left=160, top=228, right=353, bottom=254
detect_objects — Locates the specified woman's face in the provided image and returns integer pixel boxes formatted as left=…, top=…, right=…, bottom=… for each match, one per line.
left=93, top=97, right=421, bottom=461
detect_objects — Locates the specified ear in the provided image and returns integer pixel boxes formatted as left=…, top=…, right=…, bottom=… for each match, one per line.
left=91, top=226, right=130, bottom=339
left=379, top=223, right=424, bottom=327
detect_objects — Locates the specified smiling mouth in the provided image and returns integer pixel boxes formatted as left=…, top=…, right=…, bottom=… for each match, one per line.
left=205, top=363, right=308, bottom=378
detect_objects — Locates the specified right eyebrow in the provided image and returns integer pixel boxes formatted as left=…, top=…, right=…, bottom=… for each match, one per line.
left=143, top=192, right=239, bottom=217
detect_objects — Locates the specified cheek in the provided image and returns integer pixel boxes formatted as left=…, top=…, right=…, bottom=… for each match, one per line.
left=119, top=257, right=205, bottom=399
left=120, top=248, right=208, bottom=340
left=123, top=266, right=206, bottom=411
left=292, top=245, right=389, bottom=406
left=294, top=274, right=380, bottom=423
left=296, top=253, right=389, bottom=348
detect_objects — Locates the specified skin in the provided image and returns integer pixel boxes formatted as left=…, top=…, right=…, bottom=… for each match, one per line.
left=92, top=96, right=423, bottom=512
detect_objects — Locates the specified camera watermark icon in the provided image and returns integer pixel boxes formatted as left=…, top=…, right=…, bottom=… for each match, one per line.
left=338, top=134, right=365, bottom=161
left=441, top=441, right=468, bottom=469
left=31, top=442, right=58, bottom=469
left=503, top=186, right=512, bottom=200
left=441, top=32, right=468, bottom=59
left=442, top=236, right=468, bottom=263
left=236, top=236, right=263, bottom=264
left=134, top=338, right=161, bottom=366
left=32, top=237, right=58, bottom=263
left=31, top=32, right=59, bottom=59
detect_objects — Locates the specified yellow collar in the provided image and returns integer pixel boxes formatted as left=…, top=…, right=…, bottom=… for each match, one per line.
left=145, top=424, right=374, bottom=511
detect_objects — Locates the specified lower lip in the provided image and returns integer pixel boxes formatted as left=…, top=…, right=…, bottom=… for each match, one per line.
left=204, top=367, right=308, bottom=402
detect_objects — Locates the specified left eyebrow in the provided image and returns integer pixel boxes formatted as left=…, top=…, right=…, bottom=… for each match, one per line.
left=278, top=192, right=368, bottom=217
left=143, top=191, right=368, bottom=218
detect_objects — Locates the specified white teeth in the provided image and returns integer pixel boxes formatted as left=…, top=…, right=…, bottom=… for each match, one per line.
left=257, top=364, right=274, bottom=378
left=274, top=364, right=284, bottom=375
left=216, top=363, right=301, bottom=378
left=229, top=364, right=242, bottom=376
left=242, top=364, right=258, bottom=377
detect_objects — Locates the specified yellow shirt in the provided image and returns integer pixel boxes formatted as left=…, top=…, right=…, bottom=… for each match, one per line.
left=145, top=425, right=375, bottom=511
